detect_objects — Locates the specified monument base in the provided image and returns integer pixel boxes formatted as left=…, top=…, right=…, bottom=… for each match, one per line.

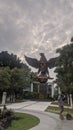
left=39, top=83, right=47, bottom=93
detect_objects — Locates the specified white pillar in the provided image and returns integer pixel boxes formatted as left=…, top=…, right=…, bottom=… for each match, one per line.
left=58, top=87, right=61, bottom=94
left=67, top=94, right=70, bottom=105
left=70, top=94, right=73, bottom=108
left=47, top=85, right=49, bottom=94
left=2, top=92, right=6, bottom=105
left=38, top=85, right=39, bottom=93
left=51, top=83, right=54, bottom=98
left=31, top=83, right=33, bottom=92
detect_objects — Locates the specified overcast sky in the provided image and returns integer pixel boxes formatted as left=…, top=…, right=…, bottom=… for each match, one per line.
left=0, top=0, right=73, bottom=78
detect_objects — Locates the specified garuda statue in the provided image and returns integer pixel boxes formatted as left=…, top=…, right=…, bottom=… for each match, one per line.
left=24, top=53, right=58, bottom=83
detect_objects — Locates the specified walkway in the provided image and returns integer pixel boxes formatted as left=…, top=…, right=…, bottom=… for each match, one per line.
left=0, top=101, right=73, bottom=130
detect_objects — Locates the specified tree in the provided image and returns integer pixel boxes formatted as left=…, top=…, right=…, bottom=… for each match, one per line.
left=9, top=66, right=31, bottom=99
left=0, top=67, right=11, bottom=91
left=0, top=51, right=24, bottom=69
left=55, top=42, right=73, bottom=94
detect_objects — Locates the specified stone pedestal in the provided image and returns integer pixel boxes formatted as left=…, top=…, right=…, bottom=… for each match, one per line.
left=39, top=84, right=47, bottom=93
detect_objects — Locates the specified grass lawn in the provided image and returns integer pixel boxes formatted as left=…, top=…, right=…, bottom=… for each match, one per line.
left=6, top=112, right=40, bottom=130
left=51, top=101, right=70, bottom=106
left=46, top=106, right=73, bottom=116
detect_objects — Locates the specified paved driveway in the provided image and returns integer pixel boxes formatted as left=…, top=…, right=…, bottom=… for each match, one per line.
left=0, top=101, right=73, bottom=130
left=6, top=100, right=51, bottom=111
left=6, top=101, right=59, bottom=130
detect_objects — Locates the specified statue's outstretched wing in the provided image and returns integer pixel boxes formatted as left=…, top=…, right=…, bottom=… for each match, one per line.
left=47, top=57, right=58, bottom=69
left=24, top=55, right=39, bottom=68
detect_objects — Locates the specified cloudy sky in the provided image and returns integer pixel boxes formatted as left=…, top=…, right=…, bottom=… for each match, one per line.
left=0, top=0, right=73, bottom=77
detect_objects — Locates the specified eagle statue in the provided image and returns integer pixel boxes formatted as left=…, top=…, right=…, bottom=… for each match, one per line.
left=24, top=53, right=58, bottom=83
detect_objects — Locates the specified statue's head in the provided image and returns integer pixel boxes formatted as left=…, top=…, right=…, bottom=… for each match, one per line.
left=40, top=53, right=47, bottom=63
left=40, top=53, right=44, bottom=56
